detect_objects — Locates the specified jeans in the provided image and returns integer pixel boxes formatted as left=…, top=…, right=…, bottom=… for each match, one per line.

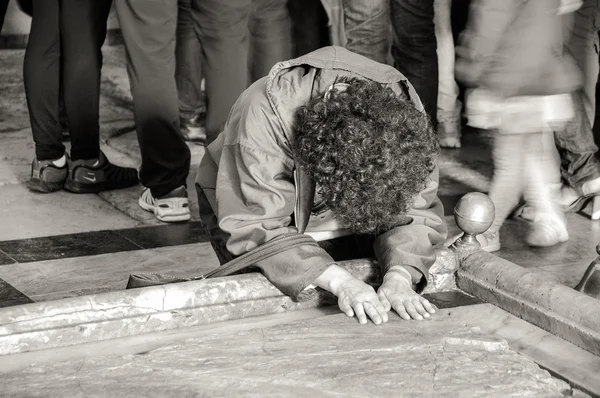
left=434, top=0, right=460, bottom=130
left=176, top=0, right=204, bottom=120
left=191, top=0, right=291, bottom=144
left=341, top=0, right=390, bottom=64
left=115, top=0, right=191, bottom=197
left=391, top=0, right=438, bottom=126
left=24, top=0, right=111, bottom=161
left=554, top=0, right=600, bottom=190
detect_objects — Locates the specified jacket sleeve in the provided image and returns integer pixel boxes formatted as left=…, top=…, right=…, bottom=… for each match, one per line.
left=455, top=0, right=523, bottom=87
left=216, top=80, right=335, bottom=301
left=373, top=166, right=448, bottom=292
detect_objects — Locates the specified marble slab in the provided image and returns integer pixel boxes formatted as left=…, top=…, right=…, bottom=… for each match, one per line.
left=458, top=250, right=600, bottom=357
left=0, top=242, right=219, bottom=303
left=0, top=278, right=32, bottom=308
left=0, top=305, right=576, bottom=398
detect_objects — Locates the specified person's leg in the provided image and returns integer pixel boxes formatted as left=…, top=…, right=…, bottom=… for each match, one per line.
left=115, top=0, right=191, bottom=209
left=554, top=91, right=600, bottom=194
left=249, top=0, right=292, bottom=82
left=340, top=0, right=390, bottom=64
left=390, top=0, right=438, bottom=126
left=0, top=0, right=9, bottom=32
left=59, top=0, right=138, bottom=194
left=192, top=0, right=252, bottom=144
left=23, top=0, right=68, bottom=193
left=24, top=0, right=63, bottom=162
left=434, top=0, right=461, bottom=148
left=59, top=0, right=111, bottom=161
left=287, top=0, right=330, bottom=57
left=523, top=130, right=569, bottom=246
left=487, top=133, right=525, bottom=239
left=566, top=0, right=600, bottom=129
left=176, top=0, right=206, bottom=143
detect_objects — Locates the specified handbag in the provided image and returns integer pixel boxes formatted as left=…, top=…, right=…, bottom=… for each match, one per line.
left=126, top=233, right=316, bottom=289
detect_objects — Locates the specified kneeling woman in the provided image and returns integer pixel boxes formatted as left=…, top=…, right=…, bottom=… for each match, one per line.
left=196, top=47, right=447, bottom=325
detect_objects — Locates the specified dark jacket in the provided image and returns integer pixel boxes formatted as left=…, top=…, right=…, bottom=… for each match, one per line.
left=195, top=46, right=447, bottom=301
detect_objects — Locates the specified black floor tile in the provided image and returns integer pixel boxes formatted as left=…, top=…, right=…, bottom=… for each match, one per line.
left=422, top=290, right=482, bottom=309
left=0, top=250, right=16, bottom=266
left=0, top=231, right=140, bottom=263
left=115, top=221, right=210, bottom=249
left=0, top=278, right=34, bottom=308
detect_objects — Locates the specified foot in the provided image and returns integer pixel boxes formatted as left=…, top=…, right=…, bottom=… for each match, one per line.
left=63, top=151, right=139, bottom=194
left=139, top=186, right=190, bottom=223
left=437, top=118, right=462, bottom=149
left=26, top=155, right=68, bottom=193
left=181, top=113, right=206, bottom=144
left=439, top=136, right=462, bottom=148
left=526, top=215, right=569, bottom=248
left=477, top=230, right=501, bottom=252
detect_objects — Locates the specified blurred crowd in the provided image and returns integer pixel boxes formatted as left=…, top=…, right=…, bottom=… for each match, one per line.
left=0, top=0, right=599, bottom=253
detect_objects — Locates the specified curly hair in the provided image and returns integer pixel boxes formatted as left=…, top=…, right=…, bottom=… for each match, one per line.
left=292, top=77, right=439, bottom=235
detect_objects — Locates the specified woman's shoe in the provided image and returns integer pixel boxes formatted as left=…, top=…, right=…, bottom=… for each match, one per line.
left=560, top=185, right=600, bottom=220
left=526, top=216, right=569, bottom=248
left=476, top=231, right=501, bottom=252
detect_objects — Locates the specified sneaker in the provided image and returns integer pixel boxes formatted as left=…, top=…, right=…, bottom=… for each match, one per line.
left=63, top=151, right=139, bottom=194
left=438, top=104, right=462, bottom=149
left=180, top=113, right=206, bottom=144
left=27, top=156, right=68, bottom=193
left=139, top=186, right=190, bottom=223
left=477, top=230, right=501, bottom=252
left=527, top=215, right=569, bottom=248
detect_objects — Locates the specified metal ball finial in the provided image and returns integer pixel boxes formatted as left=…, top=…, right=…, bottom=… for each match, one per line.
left=451, top=192, right=495, bottom=255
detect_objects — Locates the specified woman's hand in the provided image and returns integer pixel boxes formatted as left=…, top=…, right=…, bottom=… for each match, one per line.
left=377, top=267, right=436, bottom=321
left=314, top=265, right=388, bottom=325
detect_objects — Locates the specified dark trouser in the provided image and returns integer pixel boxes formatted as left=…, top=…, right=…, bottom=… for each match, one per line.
left=555, top=91, right=600, bottom=192
left=287, top=0, right=330, bottom=57
left=191, top=0, right=291, bottom=144
left=24, top=0, right=111, bottom=161
left=390, top=0, right=438, bottom=127
left=0, top=0, right=8, bottom=31
left=176, top=0, right=204, bottom=120
left=115, top=0, right=191, bottom=198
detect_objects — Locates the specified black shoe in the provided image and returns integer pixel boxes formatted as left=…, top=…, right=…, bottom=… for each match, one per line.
left=26, top=156, right=68, bottom=193
left=63, top=151, right=139, bottom=194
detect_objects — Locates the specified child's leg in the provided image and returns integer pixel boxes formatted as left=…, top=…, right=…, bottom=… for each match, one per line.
left=486, top=133, right=525, bottom=237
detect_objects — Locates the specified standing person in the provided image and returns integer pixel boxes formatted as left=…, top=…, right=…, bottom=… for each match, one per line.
left=455, top=0, right=582, bottom=251
left=176, top=0, right=205, bottom=144
left=191, top=0, right=292, bottom=145
left=195, top=46, right=446, bottom=325
left=24, top=0, right=138, bottom=194
left=391, top=0, right=438, bottom=127
left=115, top=1, right=192, bottom=223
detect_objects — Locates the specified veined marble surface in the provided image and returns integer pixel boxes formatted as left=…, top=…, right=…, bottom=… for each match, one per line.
left=1, top=304, right=577, bottom=398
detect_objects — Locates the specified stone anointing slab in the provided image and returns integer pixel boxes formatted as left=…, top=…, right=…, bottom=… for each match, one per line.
left=2, top=307, right=573, bottom=397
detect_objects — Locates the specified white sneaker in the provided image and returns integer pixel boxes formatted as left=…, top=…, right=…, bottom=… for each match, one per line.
left=139, top=186, right=190, bottom=223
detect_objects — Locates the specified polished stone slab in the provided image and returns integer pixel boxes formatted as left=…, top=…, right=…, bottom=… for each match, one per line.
left=0, top=250, right=16, bottom=266
left=457, top=250, right=600, bottom=357
left=115, top=221, right=210, bottom=249
left=0, top=254, right=463, bottom=356
left=0, top=305, right=575, bottom=398
left=0, top=242, right=219, bottom=303
left=0, top=279, right=32, bottom=308
left=0, top=229, right=140, bottom=263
